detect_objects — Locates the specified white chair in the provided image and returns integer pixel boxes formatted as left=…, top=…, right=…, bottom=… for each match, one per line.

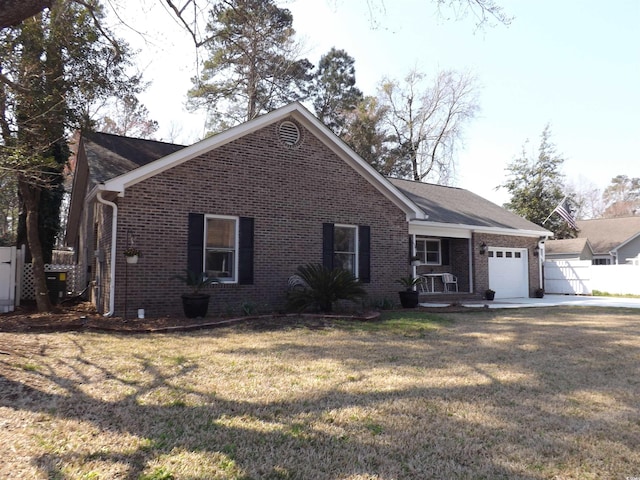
left=442, top=273, right=458, bottom=293
left=418, top=275, right=430, bottom=293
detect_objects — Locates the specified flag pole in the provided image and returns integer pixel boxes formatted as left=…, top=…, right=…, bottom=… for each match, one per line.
left=542, top=195, right=567, bottom=225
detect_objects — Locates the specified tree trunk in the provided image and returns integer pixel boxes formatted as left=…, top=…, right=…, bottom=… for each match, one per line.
left=18, top=178, right=52, bottom=312
left=0, top=0, right=50, bottom=29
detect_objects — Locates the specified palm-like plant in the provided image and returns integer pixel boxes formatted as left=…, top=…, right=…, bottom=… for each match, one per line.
left=173, top=269, right=218, bottom=296
left=286, top=263, right=367, bottom=313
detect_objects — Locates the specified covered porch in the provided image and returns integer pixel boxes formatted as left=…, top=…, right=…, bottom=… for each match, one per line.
left=409, top=228, right=476, bottom=295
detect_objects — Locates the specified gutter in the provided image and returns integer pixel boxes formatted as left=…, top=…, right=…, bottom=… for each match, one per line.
left=96, top=190, right=117, bottom=317
left=538, top=238, right=545, bottom=289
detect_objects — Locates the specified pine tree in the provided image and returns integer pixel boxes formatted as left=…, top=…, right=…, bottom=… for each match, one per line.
left=188, top=0, right=313, bottom=132
left=311, top=48, right=363, bottom=136
left=501, top=125, right=575, bottom=238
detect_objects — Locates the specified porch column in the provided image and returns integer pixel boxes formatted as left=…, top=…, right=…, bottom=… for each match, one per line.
left=468, top=239, right=474, bottom=294
left=411, top=233, right=417, bottom=279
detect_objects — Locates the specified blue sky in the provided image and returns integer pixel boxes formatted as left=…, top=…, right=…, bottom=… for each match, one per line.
left=120, top=0, right=639, bottom=206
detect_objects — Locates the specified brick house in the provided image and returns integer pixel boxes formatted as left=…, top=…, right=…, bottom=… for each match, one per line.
left=65, top=102, right=550, bottom=317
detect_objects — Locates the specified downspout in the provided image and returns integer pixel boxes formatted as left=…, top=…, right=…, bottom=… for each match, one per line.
left=538, top=238, right=545, bottom=289
left=96, top=191, right=117, bottom=317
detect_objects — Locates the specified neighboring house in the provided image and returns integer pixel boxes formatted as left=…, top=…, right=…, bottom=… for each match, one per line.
left=544, top=237, right=594, bottom=262
left=65, top=102, right=551, bottom=317
left=574, top=217, right=640, bottom=264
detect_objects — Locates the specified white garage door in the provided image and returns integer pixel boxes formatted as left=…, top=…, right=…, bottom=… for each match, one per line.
left=488, top=247, right=529, bottom=299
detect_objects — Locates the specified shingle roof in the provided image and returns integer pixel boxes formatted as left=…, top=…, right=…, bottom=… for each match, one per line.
left=575, top=217, right=640, bottom=253
left=388, top=178, right=549, bottom=233
left=83, top=132, right=185, bottom=185
left=545, top=237, right=591, bottom=255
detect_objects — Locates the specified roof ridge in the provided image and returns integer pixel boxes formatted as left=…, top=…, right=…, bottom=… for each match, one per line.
left=84, top=130, right=185, bottom=147
left=578, top=216, right=640, bottom=222
left=387, top=176, right=465, bottom=190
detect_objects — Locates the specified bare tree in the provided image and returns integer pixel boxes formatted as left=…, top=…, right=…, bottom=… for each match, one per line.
left=1, top=1, right=511, bottom=38
left=565, top=177, right=605, bottom=220
left=96, top=95, right=159, bottom=139
left=162, top=0, right=512, bottom=48
left=379, top=68, right=479, bottom=183
left=602, top=175, right=640, bottom=217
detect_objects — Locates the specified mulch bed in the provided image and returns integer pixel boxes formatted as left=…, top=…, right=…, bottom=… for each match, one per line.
left=0, top=302, right=382, bottom=334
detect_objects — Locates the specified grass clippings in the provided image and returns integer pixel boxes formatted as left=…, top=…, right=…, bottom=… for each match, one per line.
left=1, top=307, right=639, bottom=479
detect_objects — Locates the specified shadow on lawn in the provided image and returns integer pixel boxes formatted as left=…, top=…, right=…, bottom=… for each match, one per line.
left=1, top=306, right=639, bottom=479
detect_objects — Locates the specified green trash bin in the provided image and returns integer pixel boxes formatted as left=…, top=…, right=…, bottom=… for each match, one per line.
left=45, top=272, right=67, bottom=305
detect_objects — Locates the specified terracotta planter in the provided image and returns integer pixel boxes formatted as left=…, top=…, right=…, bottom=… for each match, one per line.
left=399, top=290, right=419, bottom=308
left=181, top=294, right=210, bottom=318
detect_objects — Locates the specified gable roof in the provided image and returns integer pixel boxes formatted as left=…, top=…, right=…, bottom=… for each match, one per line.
left=576, top=217, right=640, bottom=254
left=545, top=237, right=593, bottom=256
left=98, top=102, right=427, bottom=220
left=389, top=178, right=550, bottom=235
left=75, top=103, right=549, bottom=239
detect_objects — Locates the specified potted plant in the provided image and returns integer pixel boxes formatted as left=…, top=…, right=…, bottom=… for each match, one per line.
left=174, top=269, right=218, bottom=318
left=410, top=255, right=421, bottom=267
left=396, top=276, right=421, bottom=308
left=123, top=247, right=141, bottom=264
left=535, top=287, right=545, bottom=298
left=485, top=288, right=495, bottom=301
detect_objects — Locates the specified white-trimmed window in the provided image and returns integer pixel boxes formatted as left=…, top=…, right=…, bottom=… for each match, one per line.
left=334, top=224, right=358, bottom=276
left=205, top=215, right=238, bottom=282
left=416, top=238, right=441, bottom=265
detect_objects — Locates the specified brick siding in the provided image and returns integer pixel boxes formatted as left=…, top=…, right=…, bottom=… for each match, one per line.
left=103, top=119, right=410, bottom=317
left=472, top=232, right=541, bottom=296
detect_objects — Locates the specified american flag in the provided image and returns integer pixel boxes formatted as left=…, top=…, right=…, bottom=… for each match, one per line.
left=553, top=197, right=578, bottom=230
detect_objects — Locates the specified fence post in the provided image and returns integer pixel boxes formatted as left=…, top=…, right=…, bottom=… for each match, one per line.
left=16, top=244, right=25, bottom=307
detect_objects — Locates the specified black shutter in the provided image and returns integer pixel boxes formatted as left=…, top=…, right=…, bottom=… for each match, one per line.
left=322, top=223, right=334, bottom=270
left=409, top=235, right=413, bottom=263
left=238, top=217, right=254, bottom=285
left=358, top=225, right=371, bottom=283
left=187, top=213, right=205, bottom=274
left=441, top=239, right=450, bottom=266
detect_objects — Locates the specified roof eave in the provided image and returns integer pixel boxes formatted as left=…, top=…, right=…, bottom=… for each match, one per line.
left=610, top=231, right=640, bottom=253
left=409, top=219, right=552, bottom=238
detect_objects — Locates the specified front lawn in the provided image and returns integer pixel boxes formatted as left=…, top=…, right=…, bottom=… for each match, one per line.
left=1, top=307, right=638, bottom=479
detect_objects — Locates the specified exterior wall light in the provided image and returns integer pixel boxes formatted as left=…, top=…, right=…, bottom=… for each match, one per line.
left=479, top=242, right=487, bottom=255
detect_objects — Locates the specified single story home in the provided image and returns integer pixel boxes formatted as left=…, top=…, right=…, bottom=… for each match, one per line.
left=544, top=237, right=594, bottom=262
left=64, top=102, right=551, bottom=317
left=572, top=217, right=640, bottom=265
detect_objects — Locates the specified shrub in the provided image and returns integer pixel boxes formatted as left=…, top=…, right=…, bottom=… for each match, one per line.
left=286, top=263, right=367, bottom=313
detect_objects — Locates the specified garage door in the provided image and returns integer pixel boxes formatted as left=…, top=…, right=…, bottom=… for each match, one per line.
left=488, top=247, right=528, bottom=299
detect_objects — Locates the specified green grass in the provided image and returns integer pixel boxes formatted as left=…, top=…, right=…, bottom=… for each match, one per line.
left=334, top=310, right=452, bottom=334
left=592, top=289, right=640, bottom=298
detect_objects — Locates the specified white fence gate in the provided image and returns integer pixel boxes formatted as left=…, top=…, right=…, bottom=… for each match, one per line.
left=544, top=260, right=640, bottom=296
left=0, top=246, right=24, bottom=313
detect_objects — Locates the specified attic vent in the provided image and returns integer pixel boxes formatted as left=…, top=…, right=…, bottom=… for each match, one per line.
left=278, top=121, right=301, bottom=147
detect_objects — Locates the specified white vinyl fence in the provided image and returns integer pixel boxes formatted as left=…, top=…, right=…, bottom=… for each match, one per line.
left=544, top=260, right=640, bottom=296
left=0, top=245, right=24, bottom=313
left=0, top=246, right=83, bottom=311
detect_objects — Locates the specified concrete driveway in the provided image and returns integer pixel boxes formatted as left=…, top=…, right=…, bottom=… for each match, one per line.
left=422, top=294, right=640, bottom=309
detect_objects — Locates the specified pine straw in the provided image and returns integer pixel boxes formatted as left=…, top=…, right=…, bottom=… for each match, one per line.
left=1, top=307, right=639, bottom=479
